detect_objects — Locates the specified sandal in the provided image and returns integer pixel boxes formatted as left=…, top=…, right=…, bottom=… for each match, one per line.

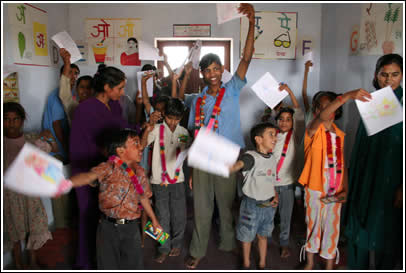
left=169, top=248, right=181, bottom=257
left=185, top=256, right=202, bottom=269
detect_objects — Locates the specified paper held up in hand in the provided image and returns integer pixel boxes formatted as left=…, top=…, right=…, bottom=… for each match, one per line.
left=216, top=3, right=243, bottom=24
left=4, top=143, right=66, bottom=197
left=51, top=31, right=82, bottom=64
left=355, top=86, right=403, bottom=136
left=304, top=51, right=313, bottom=72
left=137, top=71, right=154, bottom=97
left=251, top=72, right=288, bottom=109
left=187, top=127, right=241, bottom=178
left=138, top=40, right=164, bottom=61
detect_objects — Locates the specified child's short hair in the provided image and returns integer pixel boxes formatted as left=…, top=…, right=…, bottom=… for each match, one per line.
left=199, top=53, right=222, bottom=71
left=165, top=98, right=185, bottom=118
left=152, top=95, right=170, bottom=109
left=141, top=64, right=157, bottom=72
left=60, top=63, right=80, bottom=75
left=76, top=75, right=93, bottom=88
left=312, top=91, right=343, bottom=120
left=104, top=128, right=139, bottom=157
left=3, top=102, right=26, bottom=120
left=275, top=107, right=295, bottom=121
left=250, top=122, right=278, bottom=148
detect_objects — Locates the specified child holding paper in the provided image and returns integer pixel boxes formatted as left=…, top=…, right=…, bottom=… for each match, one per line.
left=298, top=88, right=371, bottom=270
left=271, top=83, right=305, bottom=258
left=3, top=102, right=55, bottom=269
left=141, top=98, right=190, bottom=263
left=63, top=128, right=161, bottom=269
left=229, top=122, right=279, bottom=269
left=184, top=3, right=256, bottom=269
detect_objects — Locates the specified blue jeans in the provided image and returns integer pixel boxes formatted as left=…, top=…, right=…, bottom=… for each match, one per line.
left=152, top=183, right=186, bottom=254
left=236, top=196, right=277, bottom=242
left=275, top=184, right=294, bottom=246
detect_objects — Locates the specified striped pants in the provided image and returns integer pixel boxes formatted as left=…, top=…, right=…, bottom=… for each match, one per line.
left=302, top=188, right=342, bottom=261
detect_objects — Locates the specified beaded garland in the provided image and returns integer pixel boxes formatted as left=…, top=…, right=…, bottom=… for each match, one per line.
left=194, top=87, right=226, bottom=137
left=325, top=131, right=342, bottom=195
left=275, top=129, right=294, bottom=182
left=159, top=124, right=181, bottom=186
left=108, top=155, right=144, bottom=195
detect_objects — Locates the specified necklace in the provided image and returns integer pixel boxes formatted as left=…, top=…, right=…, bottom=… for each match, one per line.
left=194, top=87, right=226, bottom=137
left=159, top=124, right=181, bottom=186
left=275, top=129, right=293, bottom=182
left=108, top=155, right=144, bottom=194
left=325, top=131, right=342, bottom=195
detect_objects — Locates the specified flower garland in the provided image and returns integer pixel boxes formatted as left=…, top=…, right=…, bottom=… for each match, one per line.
left=275, top=129, right=293, bottom=182
left=159, top=124, right=181, bottom=186
left=108, top=155, right=144, bottom=195
left=194, top=87, right=226, bottom=137
left=325, top=131, right=342, bottom=195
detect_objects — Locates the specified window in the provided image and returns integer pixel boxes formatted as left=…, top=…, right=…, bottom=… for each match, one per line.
left=156, top=38, right=232, bottom=94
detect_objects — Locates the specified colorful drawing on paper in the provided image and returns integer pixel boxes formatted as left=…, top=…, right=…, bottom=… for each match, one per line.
left=241, top=11, right=297, bottom=59
left=24, top=153, right=63, bottom=184
left=85, top=18, right=142, bottom=66
left=357, top=3, right=403, bottom=56
left=360, top=97, right=399, bottom=120
left=3, top=72, right=20, bottom=103
left=8, top=3, right=50, bottom=66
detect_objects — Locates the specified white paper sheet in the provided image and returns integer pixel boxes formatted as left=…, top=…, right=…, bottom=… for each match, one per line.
left=174, top=149, right=189, bottom=171
left=137, top=71, right=154, bottom=98
left=304, top=51, right=313, bottom=72
left=51, top=31, right=82, bottom=64
left=355, top=86, right=403, bottom=136
left=187, top=127, right=241, bottom=178
left=216, top=3, right=243, bottom=24
left=250, top=72, right=288, bottom=109
left=188, top=40, right=202, bottom=70
left=221, top=69, right=233, bottom=84
left=4, top=143, right=66, bottom=197
left=138, top=40, right=164, bottom=61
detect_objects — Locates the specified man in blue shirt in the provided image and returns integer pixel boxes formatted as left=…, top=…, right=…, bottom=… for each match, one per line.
left=185, top=3, right=256, bottom=269
left=42, top=63, right=80, bottom=163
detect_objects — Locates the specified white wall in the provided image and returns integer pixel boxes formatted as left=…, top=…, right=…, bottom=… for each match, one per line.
left=320, top=3, right=403, bottom=165
left=67, top=2, right=322, bottom=147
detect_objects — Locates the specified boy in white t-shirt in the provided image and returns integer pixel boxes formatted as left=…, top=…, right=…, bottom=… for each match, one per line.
left=142, top=97, right=189, bottom=263
left=229, top=122, right=279, bottom=270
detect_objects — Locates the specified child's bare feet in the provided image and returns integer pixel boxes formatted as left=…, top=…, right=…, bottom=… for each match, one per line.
left=154, top=252, right=168, bottom=264
left=169, top=248, right=181, bottom=257
left=303, top=262, right=314, bottom=270
left=280, top=246, right=291, bottom=258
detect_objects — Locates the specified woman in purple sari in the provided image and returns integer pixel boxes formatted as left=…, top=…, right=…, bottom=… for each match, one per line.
left=70, top=65, right=132, bottom=269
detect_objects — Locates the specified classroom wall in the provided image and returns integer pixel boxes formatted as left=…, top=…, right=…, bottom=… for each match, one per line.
left=320, top=3, right=403, bottom=165
left=66, top=2, right=322, bottom=147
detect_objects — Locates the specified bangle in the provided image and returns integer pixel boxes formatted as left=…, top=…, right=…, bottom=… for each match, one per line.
left=337, top=95, right=343, bottom=103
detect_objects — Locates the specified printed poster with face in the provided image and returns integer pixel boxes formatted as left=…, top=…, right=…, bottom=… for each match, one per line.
left=8, top=3, right=50, bottom=66
left=85, top=18, right=142, bottom=66
left=240, top=11, right=297, bottom=59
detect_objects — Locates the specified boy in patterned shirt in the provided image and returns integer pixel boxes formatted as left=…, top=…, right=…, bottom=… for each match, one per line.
left=65, top=128, right=162, bottom=269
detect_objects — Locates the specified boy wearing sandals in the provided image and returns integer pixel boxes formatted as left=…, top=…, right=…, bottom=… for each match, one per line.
left=229, top=122, right=279, bottom=269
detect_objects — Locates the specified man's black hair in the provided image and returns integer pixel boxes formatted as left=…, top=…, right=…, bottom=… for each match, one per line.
left=76, top=75, right=93, bottom=88
left=60, top=63, right=80, bottom=75
left=199, top=53, right=222, bottom=72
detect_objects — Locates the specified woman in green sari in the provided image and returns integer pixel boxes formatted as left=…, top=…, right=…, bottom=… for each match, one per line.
left=344, top=54, right=403, bottom=269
